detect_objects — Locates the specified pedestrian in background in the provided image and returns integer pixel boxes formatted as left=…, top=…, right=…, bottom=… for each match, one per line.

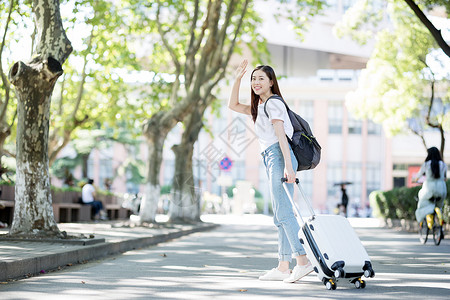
left=228, top=59, right=313, bottom=283
left=412, top=147, right=447, bottom=223
left=340, top=184, right=349, bottom=217
left=82, top=179, right=108, bottom=221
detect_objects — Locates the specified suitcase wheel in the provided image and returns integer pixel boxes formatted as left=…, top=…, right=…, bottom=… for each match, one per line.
left=323, top=278, right=337, bottom=290
left=364, top=268, right=375, bottom=278
left=354, top=278, right=366, bottom=289
left=334, top=268, right=345, bottom=278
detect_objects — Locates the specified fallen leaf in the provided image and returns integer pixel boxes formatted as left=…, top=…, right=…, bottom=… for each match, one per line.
left=81, top=281, right=86, bottom=284
left=239, top=289, right=247, bottom=292
left=160, top=253, right=167, bottom=257
left=67, top=263, right=73, bottom=267
left=0, top=282, right=8, bottom=284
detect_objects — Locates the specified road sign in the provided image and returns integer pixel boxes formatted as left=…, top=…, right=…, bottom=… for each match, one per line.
left=219, top=156, right=233, bottom=171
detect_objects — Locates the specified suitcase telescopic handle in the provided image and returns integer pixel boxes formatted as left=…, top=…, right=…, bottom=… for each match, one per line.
left=281, top=178, right=316, bottom=223
left=281, top=178, right=300, bottom=184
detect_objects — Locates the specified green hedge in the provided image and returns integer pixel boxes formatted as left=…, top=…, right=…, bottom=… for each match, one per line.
left=51, top=185, right=82, bottom=193
left=369, top=180, right=450, bottom=223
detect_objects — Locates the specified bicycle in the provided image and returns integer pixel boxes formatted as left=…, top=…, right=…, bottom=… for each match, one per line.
left=418, top=196, right=444, bottom=246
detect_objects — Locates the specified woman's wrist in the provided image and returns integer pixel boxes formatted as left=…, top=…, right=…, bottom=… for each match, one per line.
left=285, top=162, right=293, bottom=170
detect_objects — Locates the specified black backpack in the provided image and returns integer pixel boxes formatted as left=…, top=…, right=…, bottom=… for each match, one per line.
left=264, top=95, right=321, bottom=171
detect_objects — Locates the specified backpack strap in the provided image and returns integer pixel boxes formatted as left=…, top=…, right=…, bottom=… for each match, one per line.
left=263, top=95, right=290, bottom=119
left=264, top=95, right=311, bottom=135
left=263, top=95, right=294, bottom=143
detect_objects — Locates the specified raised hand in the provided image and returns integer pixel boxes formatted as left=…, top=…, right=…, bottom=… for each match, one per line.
left=235, top=59, right=248, bottom=80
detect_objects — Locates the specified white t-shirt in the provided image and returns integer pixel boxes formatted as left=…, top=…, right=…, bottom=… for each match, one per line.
left=82, top=183, right=95, bottom=203
left=254, top=97, right=293, bottom=151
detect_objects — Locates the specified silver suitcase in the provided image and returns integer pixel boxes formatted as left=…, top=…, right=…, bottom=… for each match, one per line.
left=282, top=178, right=375, bottom=290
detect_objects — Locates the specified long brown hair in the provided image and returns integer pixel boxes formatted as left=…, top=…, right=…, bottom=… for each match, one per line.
left=250, top=65, right=283, bottom=122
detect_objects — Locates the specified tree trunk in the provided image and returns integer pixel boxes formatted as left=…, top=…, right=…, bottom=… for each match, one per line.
left=169, top=109, right=204, bottom=223
left=8, top=59, right=63, bottom=236
left=439, top=126, right=445, bottom=161
left=403, top=0, right=450, bottom=58
left=7, top=0, right=72, bottom=236
left=138, top=136, right=164, bottom=223
left=138, top=92, right=203, bottom=223
left=424, top=80, right=446, bottom=160
left=139, top=114, right=170, bottom=223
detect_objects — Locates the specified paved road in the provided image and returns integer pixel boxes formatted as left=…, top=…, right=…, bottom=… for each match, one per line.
left=1, top=215, right=449, bottom=299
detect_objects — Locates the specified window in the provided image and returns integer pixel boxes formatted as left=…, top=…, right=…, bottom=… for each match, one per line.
left=298, top=170, right=313, bottom=200
left=163, top=160, right=175, bottom=186
left=327, top=162, right=343, bottom=197
left=87, top=157, right=94, bottom=180
left=213, top=106, right=229, bottom=136
left=393, top=177, right=406, bottom=188
left=325, top=0, right=338, bottom=10
left=298, top=101, right=314, bottom=131
left=393, top=164, right=407, bottom=170
left=346, top=162, right=362, bottom=204
left=99, top=159, right=113, bottom=190
left=348, top=113, right=362, bottom=134
left=126, top=167, right=140, bottom=194
left=342, top=0, right=357, bottom=11
left=366, top=163, right=381, bottom=197
left=230, top=160, right=246, bottom=182
left=193, top=157, right=206, bottom=188
left=328, top=102, right=343, bottom=134
left=367, top=120, right=381, bottom=135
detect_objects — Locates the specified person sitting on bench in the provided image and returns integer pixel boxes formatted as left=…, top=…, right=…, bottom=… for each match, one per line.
left=82, top=179, right=108, bottom=220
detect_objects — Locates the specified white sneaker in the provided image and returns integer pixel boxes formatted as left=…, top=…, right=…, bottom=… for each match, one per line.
left=259, top=268, right=291, bottom=281
left=283, top=263, right=314, bottom=283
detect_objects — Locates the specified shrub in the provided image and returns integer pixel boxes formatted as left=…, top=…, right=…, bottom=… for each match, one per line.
left=50, top=185, right=82, bottom=193
left=160, top=185, right=172, bottom=195
left=370, top=180, right=449, bottom=223
left=0, top=180, right=15, bottom=186
left=255, top=197, right=273, bottom=215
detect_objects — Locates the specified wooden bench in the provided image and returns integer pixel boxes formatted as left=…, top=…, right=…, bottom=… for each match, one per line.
left=52, top=203, right=92, bottom=223
left=105, top=204, right=130, bottom=220
left=0, top=199, right=92, bottom=224
left=0, top=189, right=131, bottom=223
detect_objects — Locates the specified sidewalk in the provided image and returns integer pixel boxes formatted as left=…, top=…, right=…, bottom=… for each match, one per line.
left=1, top=214, right=449, bottom=299
left=0, top=215, right=218, bottom=282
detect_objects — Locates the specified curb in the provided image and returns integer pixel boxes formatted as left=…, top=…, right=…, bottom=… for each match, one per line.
left=0, top=223, right=219, bottom=281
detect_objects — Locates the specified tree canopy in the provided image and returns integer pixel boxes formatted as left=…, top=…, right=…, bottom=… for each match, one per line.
left=339, top=0, right=449, bottom=153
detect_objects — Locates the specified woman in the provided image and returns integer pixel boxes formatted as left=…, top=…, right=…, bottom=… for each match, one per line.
left=228, top=59, right=312, bottom=283
left=413, top=147, right=447, bottom=223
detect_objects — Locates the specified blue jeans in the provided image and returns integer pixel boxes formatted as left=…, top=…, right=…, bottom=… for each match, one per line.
left=261, top=142, right=306, bottom=262
left=86, top=200, right=104, bottom=216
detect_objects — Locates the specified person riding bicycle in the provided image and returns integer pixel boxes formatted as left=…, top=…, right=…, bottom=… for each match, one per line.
left=412, top=147, right=447, bottom=224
